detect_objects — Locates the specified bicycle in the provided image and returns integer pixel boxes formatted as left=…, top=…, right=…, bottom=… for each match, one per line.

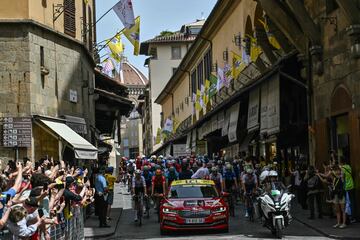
left=144, top=194, right=150, bottom=218
left=133, top=193, right=144, bottom=226
left=224, top=190, right=235, bottom=217
left=245, top=192, right=255, bottom=222
left=153, top=193, right=164, bottom=223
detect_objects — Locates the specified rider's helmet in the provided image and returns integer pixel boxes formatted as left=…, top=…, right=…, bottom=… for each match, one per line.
left=225, top=164, right=232, bottom=171
left=143, top=165, right=149, bottom=171
left=155, top=169, right=162, bottom=176
left=169, top=166, right=175, bottom=172
left=135, top=169, right=141, bottom=176
left=211, top=166, right=218, bottom=174
left=259, top=170, right=270, bottom=183
left=269, top=170, right=278, bottom=181
left=155, top=164, right=161, bottom=170
left=246, top=167, right=254, bottom=174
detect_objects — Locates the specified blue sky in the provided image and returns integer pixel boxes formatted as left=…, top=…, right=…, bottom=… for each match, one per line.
left=95, top=0, right=217, bottom=76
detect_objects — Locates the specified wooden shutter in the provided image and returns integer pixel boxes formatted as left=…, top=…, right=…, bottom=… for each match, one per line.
left=64, top=0, right=76, bottom=38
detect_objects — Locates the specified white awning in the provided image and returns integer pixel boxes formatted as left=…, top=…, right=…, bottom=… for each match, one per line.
left=39, top=119, right=98, bottom=160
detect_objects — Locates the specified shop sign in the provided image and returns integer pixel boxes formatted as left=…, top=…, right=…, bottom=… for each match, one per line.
left=228, top=102, right=240, bottom=143
left=173, top=144, right=187, bottom=157
left=191, top=129, right=197, bottom=152
left=165, top=145, right=171, bottom=156
left=260, top=74, right=280, bottom=135
left=69, top=89, right=78, bottom=103
left=222, top=110, right=230, bottom=136
left=0, top=117, right=32, bottom=147
left=217, top=111, right=224, bottom=130
left=247, top=87, right=260, bottom=131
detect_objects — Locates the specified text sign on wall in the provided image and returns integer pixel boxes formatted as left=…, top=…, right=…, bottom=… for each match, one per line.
left=0, top=117, right=32, bottom=147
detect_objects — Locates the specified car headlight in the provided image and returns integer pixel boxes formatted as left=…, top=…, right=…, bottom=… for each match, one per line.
left=212, top=206, right=226, bottom=213
left=162, top=208, right=177, bottom=214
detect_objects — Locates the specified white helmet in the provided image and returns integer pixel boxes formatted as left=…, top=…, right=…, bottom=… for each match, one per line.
left=269, top=170, right=278, bottom=177
left=259, top=170, right=270, bottom=183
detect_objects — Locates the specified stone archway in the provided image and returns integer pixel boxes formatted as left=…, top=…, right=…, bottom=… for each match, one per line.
left=330, top=84, right=352, bottom=116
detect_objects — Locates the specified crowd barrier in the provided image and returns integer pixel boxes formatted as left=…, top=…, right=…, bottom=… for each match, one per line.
left=0, top=206, right=85, bottom=240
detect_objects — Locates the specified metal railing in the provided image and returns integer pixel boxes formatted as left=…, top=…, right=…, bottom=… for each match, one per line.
left=0, top=206, right=85, bottom=240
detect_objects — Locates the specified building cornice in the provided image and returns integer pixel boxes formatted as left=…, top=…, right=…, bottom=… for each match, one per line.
left=155, top=0, right=239, bottom=104
left=0, top=19, right=96, bottom=66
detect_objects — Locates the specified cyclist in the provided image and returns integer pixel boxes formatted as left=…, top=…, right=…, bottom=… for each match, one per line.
left=142, top=166, right=153, bottom=216
left=127, top=160, right=136, bottom=192
left=131, top=169, right=147, bottom=222
left=166, top=166, right=178, bottom=187
left=242, top=168, right=258, bottom=218
left=179, top=159, right=193, bottom=180
left=223, top=163, right=238, bottom=216
left=209, top=167, right=223, bottom=194
left=151, top=169, right=166, bottom=221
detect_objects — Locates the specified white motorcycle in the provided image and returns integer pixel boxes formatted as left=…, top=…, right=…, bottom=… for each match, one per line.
left=257, top=182, right=294, bottom=239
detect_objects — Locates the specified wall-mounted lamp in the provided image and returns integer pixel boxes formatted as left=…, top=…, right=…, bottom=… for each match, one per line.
left=223, top=48, right=229, bottom=62
left=233, top=33, right=242, bottom=47
left=211, top=61, right=218, bottom=72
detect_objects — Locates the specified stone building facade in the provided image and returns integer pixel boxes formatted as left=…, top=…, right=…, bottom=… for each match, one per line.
left=117, top=60, right=148, bottom=159
left=0, top=0, right=97, bottom=163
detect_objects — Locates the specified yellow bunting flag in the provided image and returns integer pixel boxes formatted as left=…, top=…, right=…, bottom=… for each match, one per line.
left=195, top=89, right=202, bottom=111
left=108, top=35, right=124, bottom=63
left=258, top=19, right=281, bottom=50
left=122, top=16, right=140, bottom=55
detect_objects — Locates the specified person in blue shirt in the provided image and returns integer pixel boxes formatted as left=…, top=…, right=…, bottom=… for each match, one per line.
left=166, top=166, right=179, bottom=187
left=0, top=162, right=23, bottom=218
left=94, top=167, right=109, bottom=228
left=222, top=164, right=238, bottom=192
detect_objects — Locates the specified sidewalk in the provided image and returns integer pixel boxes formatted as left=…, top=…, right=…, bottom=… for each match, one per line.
left=84, top=183, right=125, bottom=239
left=293, top=203, right=360, bottom=239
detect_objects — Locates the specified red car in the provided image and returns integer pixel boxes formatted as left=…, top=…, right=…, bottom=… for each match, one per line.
left=159, top=179, right=229, bottom=234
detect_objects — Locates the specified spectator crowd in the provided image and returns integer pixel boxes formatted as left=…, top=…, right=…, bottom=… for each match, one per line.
left=0, top=157, right=96, bottom=239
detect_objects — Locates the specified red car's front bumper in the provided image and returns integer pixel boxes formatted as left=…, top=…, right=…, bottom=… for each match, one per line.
left=160, top=213, right=228, bottom=231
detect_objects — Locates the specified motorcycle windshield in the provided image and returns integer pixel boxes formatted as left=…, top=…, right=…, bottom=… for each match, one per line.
left=270, top=182, right=286, bottom=201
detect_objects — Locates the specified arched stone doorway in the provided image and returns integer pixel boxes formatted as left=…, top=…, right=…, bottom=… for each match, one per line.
left=329, top=85, right=352, bottom=162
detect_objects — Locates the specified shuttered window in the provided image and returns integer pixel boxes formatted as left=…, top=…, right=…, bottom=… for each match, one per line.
left=64, top=0, right=76, bottom=38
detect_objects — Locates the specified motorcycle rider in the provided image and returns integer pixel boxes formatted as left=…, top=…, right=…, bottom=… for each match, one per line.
left=131, top=169, right=147, bottom=222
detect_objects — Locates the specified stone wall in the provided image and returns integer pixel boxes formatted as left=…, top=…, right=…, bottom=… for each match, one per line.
left=0, top=21, right=95, bottom=165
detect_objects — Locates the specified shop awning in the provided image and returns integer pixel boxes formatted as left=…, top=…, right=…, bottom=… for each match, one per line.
left=39, top=119, right=98, bottom=160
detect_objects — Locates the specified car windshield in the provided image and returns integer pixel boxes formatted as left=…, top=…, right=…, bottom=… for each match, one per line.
left=169, top=185, right=218, bottom=198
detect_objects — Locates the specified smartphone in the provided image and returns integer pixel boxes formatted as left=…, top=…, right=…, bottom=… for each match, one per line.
left=84, top=177, right=88, bottom=183
left=43, top=182, right=48, bottom=191
left=38, top=208, right=44, bottom=218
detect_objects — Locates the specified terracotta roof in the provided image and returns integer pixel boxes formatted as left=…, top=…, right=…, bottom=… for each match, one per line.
left=114, top=61, right=148, bottom=86
left=142, top=31, right=196, bottom=44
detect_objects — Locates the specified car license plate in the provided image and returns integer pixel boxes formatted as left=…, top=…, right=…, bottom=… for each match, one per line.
left=185, top=218, right=205, bottom=224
